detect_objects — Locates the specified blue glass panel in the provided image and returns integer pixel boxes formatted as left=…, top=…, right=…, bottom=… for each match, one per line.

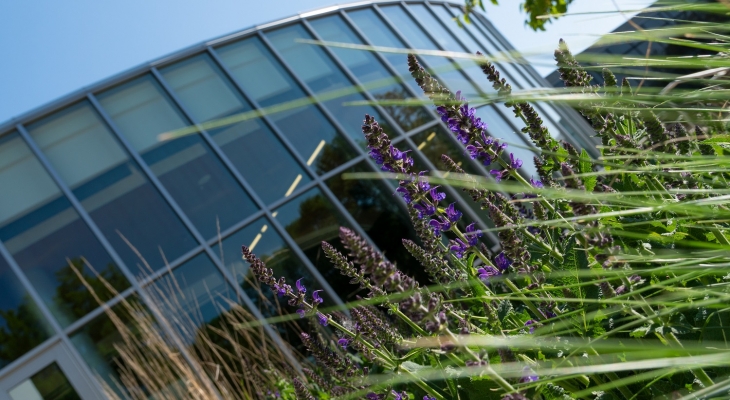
left=97, top=75, right=258, bottom=240
left=379, top=5, right=481, bottom=99
left=215, top=37, right=356, bottom=174
left=346, top=8, right=424, bottom=96
left=159, top=54, right=311, bottom=205
left=406, top=4, right=494, bottom=98
left=149, top=253, right=236, bottom=343
left=309, top=15, right=433, bottom=133
left=0, top=131, right=130, bottom=327
left=442, top=5, right=535, bottom=91
left=265, top=23, right=391, bottom=144
left=0, top=252, right=53, bottom=368
left=26, top=102, right=197, bottom=275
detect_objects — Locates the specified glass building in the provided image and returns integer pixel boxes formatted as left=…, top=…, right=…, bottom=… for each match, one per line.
left=0, top=1, right=594, bottom=398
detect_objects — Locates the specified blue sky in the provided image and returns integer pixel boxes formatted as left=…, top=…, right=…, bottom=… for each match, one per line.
left=0, top=0, right=654, bottom=125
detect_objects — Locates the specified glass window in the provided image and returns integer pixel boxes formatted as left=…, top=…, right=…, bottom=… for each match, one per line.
left=309, top=15, right=432, bottom=133
left=326, top=162, right=430, bottom=284
left=379, top=5, right=481, bottom=99
left=215, top=37, right=356, bottom=174
left=97, top=75, right=258, bottom=240
left=265, top=23, right=394, bottom=143
left=475, top=105, right=538, bottom=177
left=0, top=132, right=130, bottom=327
left=0, top=253, right=53, bottom=368
left=8, top=362, right=81, bottom=400
left=148, top=252, right=237, bottom=343
left=214, top=216, right=318, bottom=345
left=346, top=8, right=424, bottom=97
left=159, top=54, right=311, bottom=205
left=273, top=188, right=356, bottom=301
left=26, top=102, right=198, bottom=275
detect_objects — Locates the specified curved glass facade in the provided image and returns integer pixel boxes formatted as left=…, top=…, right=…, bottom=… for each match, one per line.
left=0, top=1, right=594, bottom=397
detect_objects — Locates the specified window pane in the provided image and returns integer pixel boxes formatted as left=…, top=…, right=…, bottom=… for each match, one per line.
left=309, top=15, right=432, bottom=132
left=9, top=362, right=81, bottom=400
left=325, top=162, right=430, bottom=284
left=0, top=132, right=130, bottom=327
left=214, top=216, right=318, bottom=345
left=26, top=102, right=197, bottom=275
left=97, top=75, right=258, bottom=240
left=216, top=37, right=356, bottom=174
left=474, top=105, right=538, bottom=177
left=407, top=4, right=493, bottom=98
left=148, top=253, right=237, bottom=343
left=159, top=54, right=311, bottom=205
left=0, top=254, right=53, bottom=369
left=265, top=23, right=392, bottom=143
left=273, top=188, right=355, bottom=301
left=346, top=8, right=423, bottom=96
left=379, top=5, right=480, bottom=99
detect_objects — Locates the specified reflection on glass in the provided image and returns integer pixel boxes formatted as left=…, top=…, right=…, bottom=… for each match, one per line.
left=70, top=298, right=151, bottom=398
left=0, top=132, right=130, bottom=327
left=214, top=216, right=316, bottom=345
left=273, top=188, right=356, bottom=300
left=0, top=254, right=53, bottom=369
left=379, top=5, right=481, bottom=99
left=309, top=15, right=432, bottom=132
left=346, top=8, right=424, bottom=97
left=149, top=253, right=237, bottom=343
left=26, top=102, right=197, bottom=275
left=8, top=362, right=81, bottom=400
left=265, top=23, right=392, bottom=143
left=474, top=106, right=538, bottom=176
left=97, top=75, right=257, bottom=240
left=159, top=54, right=312, bottom=205
left=326, top=162, right=429, bottom=283
left=216, top=37, right=356, bottom=174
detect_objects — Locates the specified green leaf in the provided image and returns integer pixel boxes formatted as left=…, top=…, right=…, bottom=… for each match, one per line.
left=700, top=134, right=730, bottom=143
left=631, top=325, right=651, bottom=338
left=579, top=149, right=597, bottom=191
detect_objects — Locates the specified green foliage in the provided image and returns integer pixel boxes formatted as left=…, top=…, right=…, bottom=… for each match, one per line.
left=460, top=0, right=575, bottom=31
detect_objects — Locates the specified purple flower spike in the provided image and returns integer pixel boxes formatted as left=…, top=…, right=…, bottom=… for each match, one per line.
left=296, top=308, right=306, bottom=318
left=477, top=266, right=500, bottom=283
left=429, top=187, right=446, bottom=202
left=337, top=337, right=350, bottom=350
left=465, top=223, right=482, bottom=246
left=495, top=252, right=512, bottom=272
left=524, top=319, right=537, bottom=334
left=444, top=203, right=462, bottom=223
left=530, top=177, right=544, bottom=189
left=450, top=239, right=469, bottom=258
left=369, top=149, right=384, bottom=165
left=317, top=312, right=328, bottom=326
left=429, top=217, right=451, bottom=236
left=312, top=290, right=324, bottom=305
left=295, top=278, right=306, bottom=294
left=418, top=171, right=431, bottom=191
left=390, top=147, right=411, bottom=161
left=465, top=144, right=480, bottom=159
left=510, top=153, right=523, bottom=169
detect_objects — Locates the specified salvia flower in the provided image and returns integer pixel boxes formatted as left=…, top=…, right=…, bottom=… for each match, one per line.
left=392, top=391, right=409, bottom=400
left=444, top=203, right=462, bottom=223
left=495, top=252, right=512, bottom=272
left=524, top=319, right=537, bottom=334
left=429, top=187, right=446, bottom=202
left=337, top=337, right=350, bottom=350
left=296, top=278, right=306, bottom=294
left=296, top=308, right=306, bottom=318
left=429, top=217, right=451, bottom=236
left=490, top=169, right=508, bottom=182
left=424, top=397, right=437, bottom=400
left=519, top=366, right=538, bottom=383
left=510, top=153, right=523, bottom=169
left=477, top=266, right=500, bottom=283
left=450, top=238, right=469, bottom=258
left=529, top=177, right=544, bottom=189
left=414, top=202, right=436, bottom=219
left=317, top=312, right=329, bottom=326
left=465, top=222, right=483, bottom=246
left=312, top=290, right=324, bottom=305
